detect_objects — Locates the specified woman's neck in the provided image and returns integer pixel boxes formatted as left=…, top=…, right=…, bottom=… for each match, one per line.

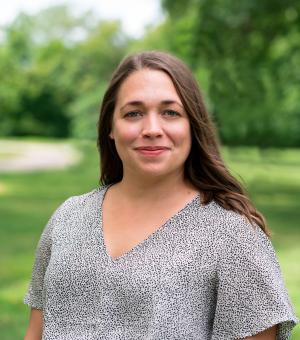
left=111, top=172, right=198, bottom=204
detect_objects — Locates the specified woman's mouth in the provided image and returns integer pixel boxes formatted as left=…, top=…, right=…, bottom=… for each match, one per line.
left=135, top=147, right=169, bottom=157
left=136, top=149, right=167, bottom=156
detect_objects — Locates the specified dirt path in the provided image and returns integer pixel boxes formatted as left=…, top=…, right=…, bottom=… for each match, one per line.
left=0, top=140, right=82, bottom=173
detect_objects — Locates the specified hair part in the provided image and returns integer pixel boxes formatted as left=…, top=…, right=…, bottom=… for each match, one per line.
left=97, top=50, right=270, bottom=236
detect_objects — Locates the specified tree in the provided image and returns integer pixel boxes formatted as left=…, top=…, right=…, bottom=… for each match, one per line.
left=0, top=5, right=130, bottom=139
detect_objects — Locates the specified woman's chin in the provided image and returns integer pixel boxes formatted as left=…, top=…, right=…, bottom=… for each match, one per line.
left=133, top=165, right=175, bottom=179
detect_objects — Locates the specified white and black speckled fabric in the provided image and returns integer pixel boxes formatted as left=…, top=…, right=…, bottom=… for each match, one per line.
left=24, top=184, right=299, bottom=339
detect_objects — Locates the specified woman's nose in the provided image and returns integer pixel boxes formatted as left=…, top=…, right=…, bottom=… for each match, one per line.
left=141, top=112, right=163, bottom=137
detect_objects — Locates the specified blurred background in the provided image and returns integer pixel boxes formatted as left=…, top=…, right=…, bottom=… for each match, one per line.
left=0, top=0, right=299, bottom=338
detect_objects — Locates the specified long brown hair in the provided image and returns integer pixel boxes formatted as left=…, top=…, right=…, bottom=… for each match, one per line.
left=97, top=50, right=270, bottom=236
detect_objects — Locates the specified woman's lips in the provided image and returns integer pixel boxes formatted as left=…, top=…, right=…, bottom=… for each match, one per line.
left=135, top=148, right=168, bottom=156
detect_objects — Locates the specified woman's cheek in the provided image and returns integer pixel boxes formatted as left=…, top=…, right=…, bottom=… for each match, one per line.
left=165, top=121, right=191, bottom=144
left=121, top=124, right=142, bottom=143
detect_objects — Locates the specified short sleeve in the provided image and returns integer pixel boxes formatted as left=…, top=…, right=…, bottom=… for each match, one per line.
left=212, top=216, right=299, bottom=340
left=23, top=198, right=72, bottom=310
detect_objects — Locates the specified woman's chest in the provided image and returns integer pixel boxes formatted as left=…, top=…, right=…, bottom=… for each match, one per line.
left=102, top=212, right=175, bottom=260
left=46, top=220, right=217, bottom=290
left=43, top=214, right=218, bottom=322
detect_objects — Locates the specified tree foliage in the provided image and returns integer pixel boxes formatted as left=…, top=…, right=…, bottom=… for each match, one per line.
left=0, top=5, right=129, bottom=139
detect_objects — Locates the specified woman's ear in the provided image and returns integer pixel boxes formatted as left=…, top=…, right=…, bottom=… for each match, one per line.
left=109, top=132, right=114, bottom=139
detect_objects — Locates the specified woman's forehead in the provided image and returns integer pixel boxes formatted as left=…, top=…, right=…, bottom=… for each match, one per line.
left=116, top=69, right=183, bottom=107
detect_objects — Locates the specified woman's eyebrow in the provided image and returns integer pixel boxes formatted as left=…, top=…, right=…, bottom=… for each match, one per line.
left=161, top=100, right=184, bottom=108
left=120, top=100, right=184, bottom=110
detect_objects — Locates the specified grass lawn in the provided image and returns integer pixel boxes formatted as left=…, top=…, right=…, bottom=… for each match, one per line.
left=0, top=139, right=299, bottom=339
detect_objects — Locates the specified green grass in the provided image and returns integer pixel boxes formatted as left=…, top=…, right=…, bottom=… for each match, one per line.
left=0, top=139, right=299, bottom=339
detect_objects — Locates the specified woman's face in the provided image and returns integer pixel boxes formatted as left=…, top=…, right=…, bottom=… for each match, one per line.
left=110, top=68, right=192, bottom=180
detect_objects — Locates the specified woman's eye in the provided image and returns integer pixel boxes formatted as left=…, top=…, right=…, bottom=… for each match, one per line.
left=124, top=110, right=180, bottom=118
left=164, top=110, right=180, bottom=117
left=124, top=111, right=142, bottom=118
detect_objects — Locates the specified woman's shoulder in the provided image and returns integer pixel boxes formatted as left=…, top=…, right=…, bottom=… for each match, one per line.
left=199, top=198, right=268, bottom=247
left=200, top=201, right=279, bottom=275
left=52, top=184, right=109, bottom=219
left=65, top=184, right=107, bottom=204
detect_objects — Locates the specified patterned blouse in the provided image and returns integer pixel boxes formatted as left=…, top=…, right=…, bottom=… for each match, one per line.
left=24, top=184, right=298, bottom=339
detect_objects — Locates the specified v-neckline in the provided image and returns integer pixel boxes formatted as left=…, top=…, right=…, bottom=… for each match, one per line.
left=97, top=184, right=201, bottom=263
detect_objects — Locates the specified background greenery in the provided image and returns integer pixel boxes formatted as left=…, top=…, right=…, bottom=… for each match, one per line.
left=0, top=0, right=299, bottom=338
left=0, top=1, right=300, bottom=145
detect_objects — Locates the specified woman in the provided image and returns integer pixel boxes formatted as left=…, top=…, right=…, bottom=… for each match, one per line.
left=24, top=51, right=298, bottom=339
